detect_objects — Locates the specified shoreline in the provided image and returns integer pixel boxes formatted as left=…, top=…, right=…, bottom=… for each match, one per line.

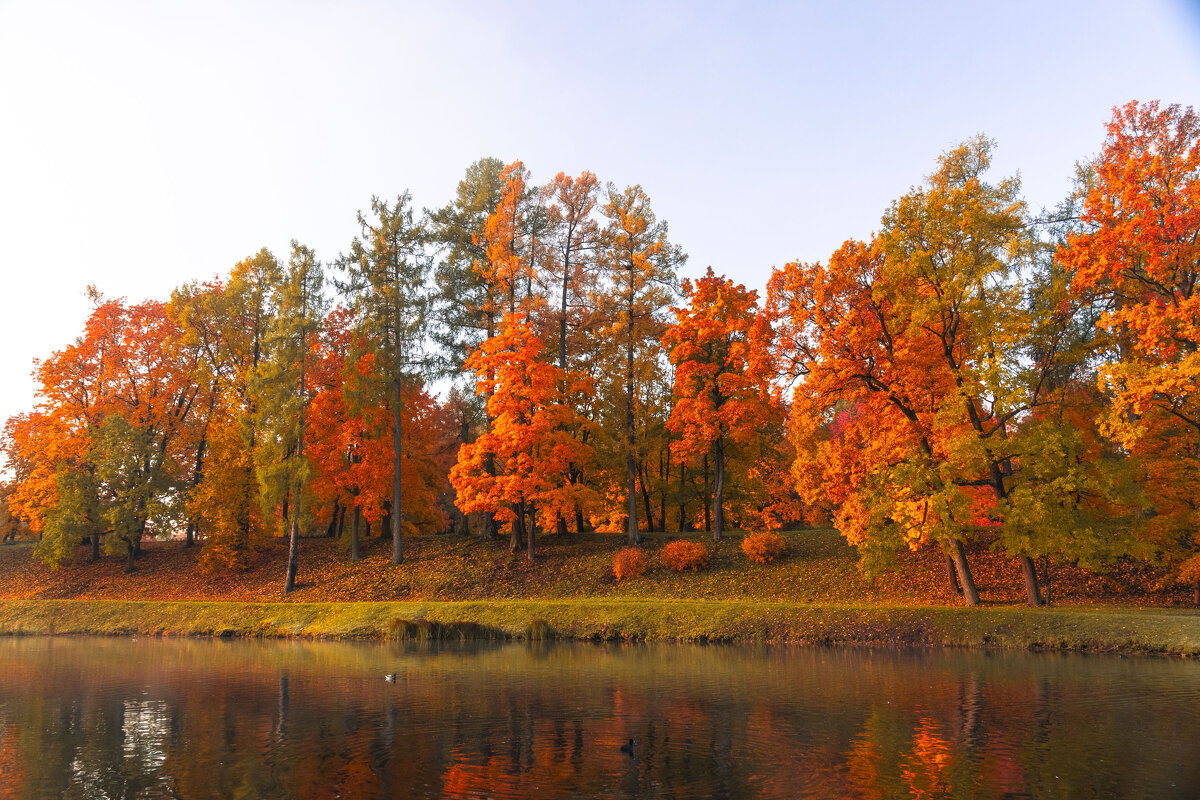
left=2, top=598, right=1198, bottom=656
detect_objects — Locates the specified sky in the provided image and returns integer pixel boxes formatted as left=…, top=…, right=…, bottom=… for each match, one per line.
left=1, top=0, right=1198, bottom=432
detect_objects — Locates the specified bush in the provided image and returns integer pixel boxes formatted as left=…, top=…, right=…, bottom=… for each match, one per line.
left=612, top=547, right=650, bottom=581
left=660, top=540, right=709, bottom=572
left=741, top=531, right=787, bottom=563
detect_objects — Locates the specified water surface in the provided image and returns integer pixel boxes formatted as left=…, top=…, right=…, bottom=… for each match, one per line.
left=0, top=637, right=1197, bottom=798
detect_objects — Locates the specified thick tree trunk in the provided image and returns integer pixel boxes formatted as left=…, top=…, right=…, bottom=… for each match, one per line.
left=1193, top=576, right=1199, bottom=607
left=391, top=379, right=404, bottom=565
left=556, top=513, right=569, bottom=538
left=125, top=539, right=136, bottom=573
left=574, top=507, right=588, bottom=535
left=350, top=505, right=360, bottom=563
left=185, top=522, right=196, bottom=548
left=713, top=436, right=726, bottom=541
left=90, top=533, right=100, bottom=563
left=944, top=549, right=962, bottom=594
left=950, top=539, right=980, bottom=606
left=1018, top=554, right=1043, bottom=606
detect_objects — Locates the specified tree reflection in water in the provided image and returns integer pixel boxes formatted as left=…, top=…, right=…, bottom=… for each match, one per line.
left=0, top=638, right=1197, bottom=798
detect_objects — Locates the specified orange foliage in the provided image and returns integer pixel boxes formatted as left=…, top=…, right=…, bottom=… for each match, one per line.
left=612, top=546, right=649, bottom=581
left=659, top=540, right=709, bottom=572
left=741, top=531, right=786, bottom=564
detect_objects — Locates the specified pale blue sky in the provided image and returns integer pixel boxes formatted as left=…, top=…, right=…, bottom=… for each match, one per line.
left=1, top=0, right=1198, bottom=429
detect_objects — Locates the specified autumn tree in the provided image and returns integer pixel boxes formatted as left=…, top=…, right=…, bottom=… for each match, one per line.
left=175, top=250, right=282, bottom=570
left=597, top=184, right=685, bottom=544
left=1059, top=101, right=1200, bottom=602
left=449, top=312, right=596, bottom=558
left=255, top=242, right=327, bottom=593
left=664, top=268, right=775, bottom=540
left=338, top=193, right=431, bottom=565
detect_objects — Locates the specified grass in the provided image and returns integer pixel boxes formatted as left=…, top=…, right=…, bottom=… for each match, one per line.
left=1, top=528, right=1197, bottom=653
left=0, top=598, right=1197, bottom=655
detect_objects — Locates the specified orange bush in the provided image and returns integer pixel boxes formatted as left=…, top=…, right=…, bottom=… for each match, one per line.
left=741, top=531, right=786, bottom=563
left=612, top=547, right=649, bottom=581
left=659, top=540, right=709, bottom=572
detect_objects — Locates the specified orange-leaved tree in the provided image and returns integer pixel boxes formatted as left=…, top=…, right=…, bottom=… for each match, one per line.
left=663, top=268, right=775, bottom=540
left=1058, top=100, right=1200, bottom=602
left=449, top=312, right=596, bottom=559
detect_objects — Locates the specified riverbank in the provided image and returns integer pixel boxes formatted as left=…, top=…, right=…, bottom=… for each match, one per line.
left=2, top=598, right=1198, bottom=655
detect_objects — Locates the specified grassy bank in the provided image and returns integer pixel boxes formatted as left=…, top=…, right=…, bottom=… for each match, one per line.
left=2, top=598, right=1198, bottom=655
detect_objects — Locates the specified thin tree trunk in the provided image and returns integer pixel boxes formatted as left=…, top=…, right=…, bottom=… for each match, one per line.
left=185, top=426, right=208, bottom=548
left=625, top=284, right=639, bottom=545
left=350, top=504, right=360, bottom=563
left=950, top=539, right=980, bottom=606
left=1018, top=554, right=1043, bottom=606
left=510, top=503, right=523, bottom=554
left=1042, top=555, right=1052, bottom=606
left=391, top=378, right=404, bottom=565
left=1193, top=576, right=1199, bottom=607
left=713, top=435, right=726, bottom=541
left=285, top=511, right=300, bottom=593
left=91, top=532, right=100, bottom=562
left=639, top=462, right=654, bottom=533
left=526, top=504, right=535, bottom=561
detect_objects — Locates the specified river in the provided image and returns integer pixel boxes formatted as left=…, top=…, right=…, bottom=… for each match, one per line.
left=0, top=637, right=1197, bottom=798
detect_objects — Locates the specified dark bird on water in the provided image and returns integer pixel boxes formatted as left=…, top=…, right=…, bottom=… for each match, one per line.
left=384, top=673, right=396, bottom=682
left=620, top=739, right=634, bottom=755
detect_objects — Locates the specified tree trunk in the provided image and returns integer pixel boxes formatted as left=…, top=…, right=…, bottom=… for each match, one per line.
left=625, top=291, right=639, bottom=545
left=702, top=454, right=711, bottom=533
left=350, top=505, right=360, bottom=563
left=526, top=505, right=535, bottom=561
left=1193, top=576, right=1199, bottom=607
left=944, top=549, right=962, bottom=594
left=574, top=506, right=588, bottom=535
left=510, top=503, right=523, bottom=554
left=125, top=538, right=136, bottom=573
left=185, top=427, right=208, bottom=548
left=91, top=532, right=100, bottom=563
left=1018, top=554, right=1043, bottom=606
left=391, top=379, right=405, bottom=565
left=639, top=463, right=655, bottom=533
left=1042, top=555, right=1052, bottom=606
left=950, top=539, right=980, bottom=606
left=556, top=513, right=569, bottom=538
left=712, top=436, right=726, bottom=541
left=284, top=513, right=299, bottom=593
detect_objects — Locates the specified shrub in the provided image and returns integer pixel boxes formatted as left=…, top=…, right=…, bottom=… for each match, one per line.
left=612, top=547, right=650, bottom=581
left=660, top=540, right=709, bottom=572
left=741, top=531, right=787, bottom=563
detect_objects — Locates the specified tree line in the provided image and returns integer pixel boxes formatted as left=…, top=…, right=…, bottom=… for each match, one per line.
left=2, top=100, right=1196, bottom=606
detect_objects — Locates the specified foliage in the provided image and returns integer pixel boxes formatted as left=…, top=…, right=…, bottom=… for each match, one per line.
left=659, top=540, right=709, bottom=572
left=612, top=546, right=649, bottom=582
left=741, top=531, right=786, bottom=564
